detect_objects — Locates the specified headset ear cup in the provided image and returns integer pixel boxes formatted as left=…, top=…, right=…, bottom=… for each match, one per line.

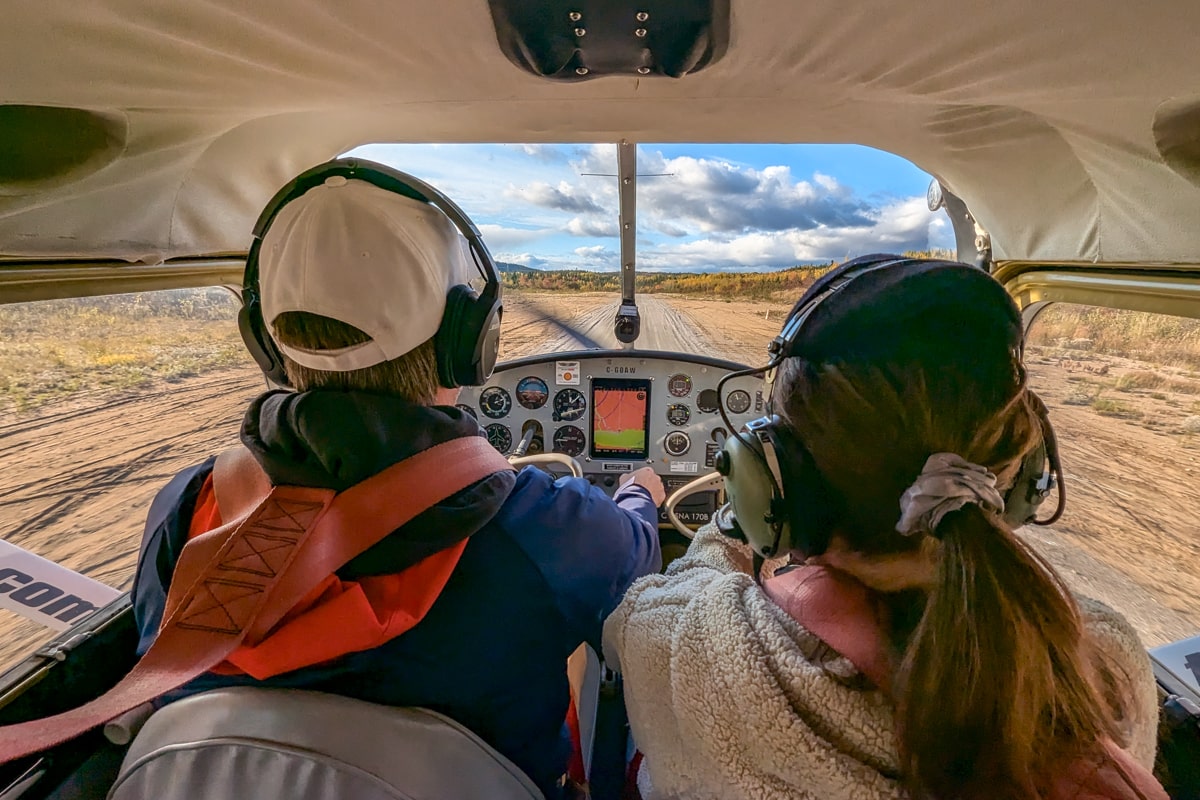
left=717, top=428, right=783, bottom=557
left=435, top=285, right=502, bottom=388
left=1003, top=440, right=1049, bottom=527
left=237, top=291, right=290, bottom=387
left=769, top=423, right=838, bottom=558
left=476, top=302, right=502, bottom=380
left=434, top=287, right=468, bottom=389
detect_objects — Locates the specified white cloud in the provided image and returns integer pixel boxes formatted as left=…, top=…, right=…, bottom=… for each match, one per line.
left=573, top=245, right=620, bottom=268
left=566, top=216, right=619, bottom=238
left=638, top=197, right=943, bottom=270
left=517, top=144, right=567, bottom=162
left=505, top=181, right=605, bottom=214
left=477, top=224, right=552, bottom=249
left=346, top=141, right=949, bottom=273
left=496, top=147, right=884, bottom=248
left=812, top=172, right=843, bottom=194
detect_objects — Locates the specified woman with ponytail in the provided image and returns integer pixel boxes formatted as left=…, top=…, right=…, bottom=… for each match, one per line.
left=603, top=256, right=1166, bottom=800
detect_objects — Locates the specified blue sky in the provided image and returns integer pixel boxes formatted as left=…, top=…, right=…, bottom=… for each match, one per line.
left=343, top=143, right=953, bottom=272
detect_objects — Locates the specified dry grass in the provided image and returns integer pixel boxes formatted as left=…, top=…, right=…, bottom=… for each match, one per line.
left=1090, top=397, right=1141, bottom=418
left=0, top=289, right=248, bottom=415
left=1024, top=304, right=1200, bottom=442
left=1114, top=371, right=1165, bottom=392
left=1028, top=304, right=1200, bottom=371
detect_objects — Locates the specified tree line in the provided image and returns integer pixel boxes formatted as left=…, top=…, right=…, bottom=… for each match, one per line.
left=501, top=250, right=954, bottom=300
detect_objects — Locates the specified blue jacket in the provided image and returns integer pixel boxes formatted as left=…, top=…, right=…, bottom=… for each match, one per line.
left=131, top=389, right=661, bottom=796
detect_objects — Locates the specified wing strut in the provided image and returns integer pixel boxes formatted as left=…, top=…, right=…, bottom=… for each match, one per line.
left=614, top=140, right=640, bottom=347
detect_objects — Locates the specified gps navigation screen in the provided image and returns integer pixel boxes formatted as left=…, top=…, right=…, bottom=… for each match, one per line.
left=590, top=378, right=651, bottom=460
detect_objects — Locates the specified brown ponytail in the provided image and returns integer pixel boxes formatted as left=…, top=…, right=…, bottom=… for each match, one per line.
left=896, top=504, right=1118, bottom=798
left=775, top=358, right=1124, bottom=799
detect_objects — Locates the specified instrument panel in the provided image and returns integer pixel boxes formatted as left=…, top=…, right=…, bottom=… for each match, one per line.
left=457, top=351, right=764, bottom=524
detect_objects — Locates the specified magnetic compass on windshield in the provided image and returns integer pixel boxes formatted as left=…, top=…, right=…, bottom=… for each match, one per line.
left=552, top=388, right=586, bottom=422
left=479, top=386, right=512, bottom=419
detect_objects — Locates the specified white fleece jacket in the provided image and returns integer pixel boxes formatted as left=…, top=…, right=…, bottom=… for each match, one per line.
left=602, top=523, right=1160, bottom=800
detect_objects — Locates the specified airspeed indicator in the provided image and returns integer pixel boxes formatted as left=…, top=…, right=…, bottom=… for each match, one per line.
left=479, top=387, right=512, bottom=419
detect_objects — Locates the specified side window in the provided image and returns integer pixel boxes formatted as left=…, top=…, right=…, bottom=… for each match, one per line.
left=1022, top=303, right=1200, bottom=647
left=0, top=288, right=261, bottom=669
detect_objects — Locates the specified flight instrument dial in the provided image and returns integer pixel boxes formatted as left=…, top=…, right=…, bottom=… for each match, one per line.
left=666, top=403, right=691, bottom=426
left=516, top=376, right=549, bottom=409
left=725, top=389, right=752, bottom=414
left=667, top=373, right=692, bottom=397
left=664, top=431, right=691, bottom=457
left=485, top=423, right=512, bottom=453
left=552, top=425, right=586, bottom=457
left=553, top=388, right=587, bottom=422
left=479, top=387, right=512, bottom=419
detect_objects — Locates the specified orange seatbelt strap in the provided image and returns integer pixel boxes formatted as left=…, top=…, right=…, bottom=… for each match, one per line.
left=187, top=447, right=474, bottom=680
left=0, top=436, right=512, bottom=762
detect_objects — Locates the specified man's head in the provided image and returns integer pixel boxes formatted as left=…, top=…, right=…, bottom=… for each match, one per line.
left=239, top=159, right=502, bottom=401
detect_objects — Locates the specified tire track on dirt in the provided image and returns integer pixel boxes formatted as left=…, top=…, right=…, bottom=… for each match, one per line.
left=528, top=295, right=707, bottom=353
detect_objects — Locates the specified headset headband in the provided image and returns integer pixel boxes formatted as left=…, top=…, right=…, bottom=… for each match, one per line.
left=239, top=158, right=503, bottom=389
left=717, top=254, right=1066, bottom=563
left=246, top=158, right=499, bottom=307
left=768, top=254, right=918, bottom=362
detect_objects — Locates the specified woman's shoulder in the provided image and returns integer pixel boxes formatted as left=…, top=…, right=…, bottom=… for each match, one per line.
left=1073, top=594, right=1159, bottom=771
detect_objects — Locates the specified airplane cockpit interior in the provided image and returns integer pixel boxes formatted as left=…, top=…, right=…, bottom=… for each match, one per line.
left=1, top=0, right=1199, bottom=798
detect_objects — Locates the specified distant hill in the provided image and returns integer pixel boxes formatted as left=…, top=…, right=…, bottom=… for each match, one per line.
left=496, top=261, right=539, bottom=274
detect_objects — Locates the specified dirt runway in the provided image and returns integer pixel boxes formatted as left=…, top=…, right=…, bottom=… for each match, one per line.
left=0, top=292, right=1195, bottom=671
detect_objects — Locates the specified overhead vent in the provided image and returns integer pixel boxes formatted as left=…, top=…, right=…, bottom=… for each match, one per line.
left=0, top=105, right=126, bottom=196
left=488, top=0, right=729, bottom=81
left=1154, top=96, right=1200, bottom=189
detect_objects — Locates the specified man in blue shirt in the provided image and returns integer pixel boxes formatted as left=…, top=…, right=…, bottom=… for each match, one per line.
left=130, top=159, right=663, bottom=797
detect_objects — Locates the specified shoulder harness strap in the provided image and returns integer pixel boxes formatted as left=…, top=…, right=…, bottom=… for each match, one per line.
left=0, top=436, right=512, bottom=762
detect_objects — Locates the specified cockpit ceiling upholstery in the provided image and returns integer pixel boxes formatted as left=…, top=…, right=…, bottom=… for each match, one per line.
left=2, top=0, right=1199, bottom=265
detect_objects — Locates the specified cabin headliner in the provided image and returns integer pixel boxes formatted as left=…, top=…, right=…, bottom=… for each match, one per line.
left=3, top=0, right=1200, bottom=267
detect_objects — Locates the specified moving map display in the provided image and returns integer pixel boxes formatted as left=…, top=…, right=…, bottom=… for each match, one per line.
left=590, top=378, right=651, bottom=460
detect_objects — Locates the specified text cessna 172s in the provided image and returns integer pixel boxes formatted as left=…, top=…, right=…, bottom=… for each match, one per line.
left=1, top=1, right=1199, bottom=798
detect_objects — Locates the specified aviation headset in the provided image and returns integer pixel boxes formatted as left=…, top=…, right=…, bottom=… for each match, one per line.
left=238, top=158, right=503, bottom=389
left=714, top=254, right=1066, bottom=560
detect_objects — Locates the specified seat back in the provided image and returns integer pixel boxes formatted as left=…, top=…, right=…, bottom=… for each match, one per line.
left=566, top=642, right=601, bottom=779
left=108, top=688, right=544, bottom=800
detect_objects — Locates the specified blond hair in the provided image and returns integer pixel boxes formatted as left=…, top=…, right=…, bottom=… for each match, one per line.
left=270, top=311, right=440, bottom=403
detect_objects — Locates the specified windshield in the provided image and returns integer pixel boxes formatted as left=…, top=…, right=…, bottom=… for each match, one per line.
left=342, top=142, right=952, bottom=364
left=2, top=143, right=1194, bottom=672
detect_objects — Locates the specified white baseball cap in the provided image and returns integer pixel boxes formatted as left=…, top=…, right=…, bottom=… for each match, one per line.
left=259, top=175, right=478, bottom=371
